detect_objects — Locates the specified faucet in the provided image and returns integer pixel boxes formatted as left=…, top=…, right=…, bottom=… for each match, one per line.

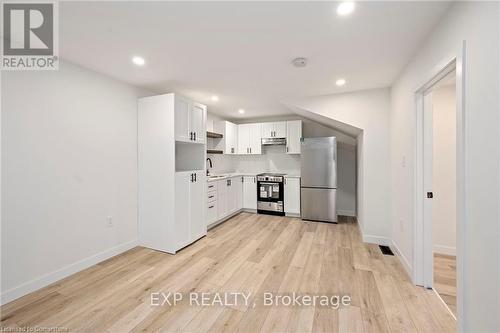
left=206, top=157, right=213, bottom=176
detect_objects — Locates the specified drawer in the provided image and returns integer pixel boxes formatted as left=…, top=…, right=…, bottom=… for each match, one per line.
left=207, top=201, right=217, bottom=223
left=207, top=190, right=217, bottom=203
left=207, top=182, right=217, bottom=192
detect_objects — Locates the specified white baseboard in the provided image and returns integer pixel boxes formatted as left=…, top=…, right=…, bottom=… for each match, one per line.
left=337, top=210, right=356, bottom=217
left=0, top=239, right=138, bottom=306
left=391, top=240, right=413, bottom=278
left=362, top=234, right=392, bottom=246
left=433, top=244, right=456, bottom=256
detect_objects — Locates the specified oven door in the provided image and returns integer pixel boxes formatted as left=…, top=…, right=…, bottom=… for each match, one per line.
left=257, top=181, right=284, bottom=215
left=257, top=181, right=283, bottom=202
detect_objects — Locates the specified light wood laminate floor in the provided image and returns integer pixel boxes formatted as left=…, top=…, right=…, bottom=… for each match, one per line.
left=1, top=213, right=456, bottom=332
left=433, top=253, right=457, bottom=317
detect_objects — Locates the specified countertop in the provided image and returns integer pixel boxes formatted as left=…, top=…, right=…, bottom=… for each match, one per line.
left=207, top=172, right=300, bottom=182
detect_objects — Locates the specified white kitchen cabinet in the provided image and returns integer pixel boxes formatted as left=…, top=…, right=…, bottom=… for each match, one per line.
left=238, top=123, right=262, bottom=155
left=139, top=93, right=207, bottom=254
left=174, top=170, right=206, bottom=249
left=284, top=177, right=301, bottom=215
left=206, top=176, right=243, bottom=227
left=243, top=176, right=257, bottom=209
left=191, top=103, right=206, bottom=143
left=233, top=176, right=243, bottom=211
left=174, top=96, right=206, bottom=143
left=262, top=121, right=286, bottom=138
left=249, top=123, right=262, bottom=154
left=286, top=120, right=302, bottom=154
left=190, top=170, right=206, bottom=240
left=217, top=179, right=227, bottom=219
left=215, top=121, right=238, bottom=154
left=174, top=96, right=191, bottom=142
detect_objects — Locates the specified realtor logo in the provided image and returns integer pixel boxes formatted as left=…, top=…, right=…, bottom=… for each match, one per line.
left=1, top=1, right=58, bottom=70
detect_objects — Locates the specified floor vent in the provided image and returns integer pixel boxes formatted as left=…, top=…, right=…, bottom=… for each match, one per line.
left=379, top=245, right=394, bottom=256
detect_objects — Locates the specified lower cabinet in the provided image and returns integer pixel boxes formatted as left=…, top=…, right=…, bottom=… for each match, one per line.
left=207, top=176, right=244, bottom=226
left=175, top=170, right=206, bottom=250
left=243, top=176, right=257, bottom=210
left=284, top=177, right=301, bottom=215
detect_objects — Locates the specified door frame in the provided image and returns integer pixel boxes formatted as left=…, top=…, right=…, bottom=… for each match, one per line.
left=413, top=41, right=466, bottom=328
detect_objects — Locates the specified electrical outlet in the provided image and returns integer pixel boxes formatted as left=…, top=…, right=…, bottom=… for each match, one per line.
left=106, top=216, right=114, bottom=228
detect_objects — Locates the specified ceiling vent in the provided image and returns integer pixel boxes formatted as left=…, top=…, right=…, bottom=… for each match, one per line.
left=291, top=57, right=308, bottom=68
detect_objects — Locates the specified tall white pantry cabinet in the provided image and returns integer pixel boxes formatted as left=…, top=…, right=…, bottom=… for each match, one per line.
left=138, top=93, right=207, bottom=254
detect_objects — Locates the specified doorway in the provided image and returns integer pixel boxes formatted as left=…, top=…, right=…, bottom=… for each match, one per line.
left=414, top=50, right=466, bottom=327
left=426, top=72, right=457, bottom=317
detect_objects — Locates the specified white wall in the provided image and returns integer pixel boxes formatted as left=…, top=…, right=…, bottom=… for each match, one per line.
left=286, top=88, right=391, bottom=242
left=432, top=84, right=456, bottom=256
left=390, top=2, right=499, bottom=330
left=1, top=61, right=148, bottom=304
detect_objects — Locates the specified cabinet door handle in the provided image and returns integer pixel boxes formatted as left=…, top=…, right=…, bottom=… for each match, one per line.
left=194, top=173, right=197, bottom=182
left=253, top=177, right=256, bottom=183
left=209, top=205, right=214, bottom=209
left=286, top=147, right=289, bottom=153
left=208, top=185, right=214, bottom=189
left=250, top=147, right=252, bottom=154
left=209, top=195, right=214, bottom=199
left=194, top=132, right=196, bottom=141
left=190, top=173, right=193, bottom=182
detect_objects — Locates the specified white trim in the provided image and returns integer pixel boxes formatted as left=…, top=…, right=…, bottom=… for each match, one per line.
left=0, top=239, right=138, bottom=306
left=432, top=288, right=457, bottom=321
left=413, top=42, right=466, bottom=331
left=337, top=210, right=356, bottom=217
left=362, top=234, right=391, bottom=246
left=391, top=240, right=413, bottom=278
left=433, top=245, right=456, bottom=256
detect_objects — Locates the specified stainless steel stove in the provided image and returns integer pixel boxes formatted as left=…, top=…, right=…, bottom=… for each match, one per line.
left=256, top=173, right=286, bottom=216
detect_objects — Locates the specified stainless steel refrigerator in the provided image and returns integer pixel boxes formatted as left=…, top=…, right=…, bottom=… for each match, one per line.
left=300, top=137, right=338, bottom=223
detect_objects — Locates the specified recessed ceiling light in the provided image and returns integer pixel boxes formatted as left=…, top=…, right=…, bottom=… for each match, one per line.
left=336, top=78, right=346, bottom=86
left=211, top=95, right=219, bottom=102
left=132, top=56, right=145, bottom=66
left=337, top=2, right=355, bottom=16
left=238, top=109, right=245, bottom=114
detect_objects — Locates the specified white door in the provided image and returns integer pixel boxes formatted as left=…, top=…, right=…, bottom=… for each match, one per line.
left=175, top=96, right=190, bottom=142
left=261, top=123, right=274, bottom=138
left=423, top=91, right=434, bottom=288
left=217, top=179, right=228, bottom=218
left=190, top=103, right=206, bottom=143
left=175, top=172, right=192, bottom=249
left=249, top=123, right=262, bottom=154
left=238, top=124, right=250, bottom=154
left=286, top=120, right=302, bottom=154
left=190, top=171, right=206, bottom=240
left=284, top=177, right=301, bottom=215
left=233, top=176, right=243, bottom=210
left=243, top=176, right=257, bottom=209
left=230, top=122, right=238, bottom=154
left=226, top=178, right=237, bottom=214
left=274, top=121, right=287, bottom=138
left=226, top=122, right=238, bottom=154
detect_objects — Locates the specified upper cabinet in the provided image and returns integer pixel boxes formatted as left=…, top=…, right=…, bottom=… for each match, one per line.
left=174, top=95, right=206, bottom=144
left=262, top=121, right=286, bottom=138
left=286, top=120, right=302, bottom=154
left=214, top=121, right=238, bottom=154
left=238, top=123, right=262, bottom=154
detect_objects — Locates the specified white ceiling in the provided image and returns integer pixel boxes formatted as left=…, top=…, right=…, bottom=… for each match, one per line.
left=60, top=1, right=451, bottom=120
